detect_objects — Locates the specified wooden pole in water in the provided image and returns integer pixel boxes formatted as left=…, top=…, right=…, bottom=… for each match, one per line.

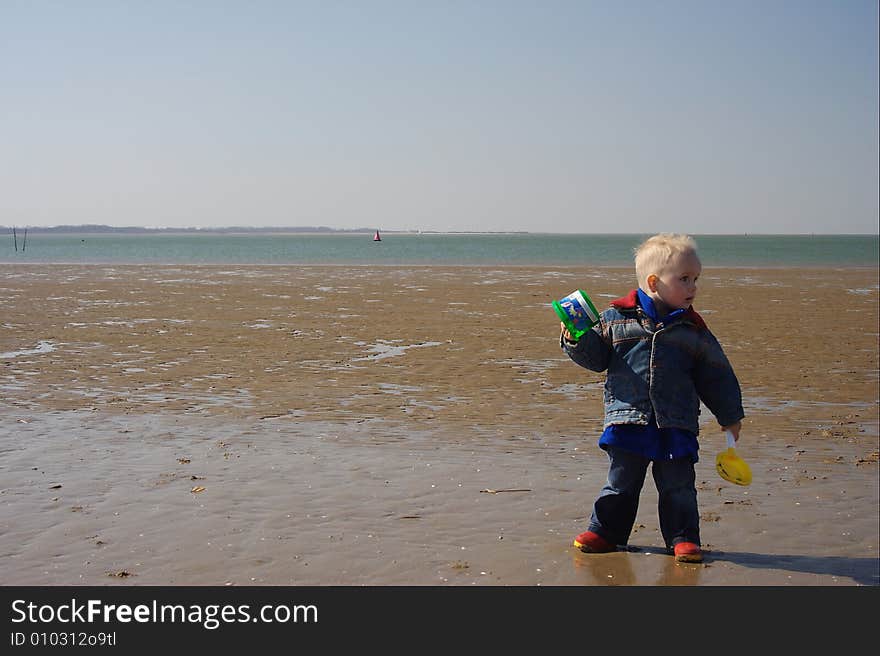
left=22, top=228, right=27, bottom=252
left=12, top=226, right=17, bottom=252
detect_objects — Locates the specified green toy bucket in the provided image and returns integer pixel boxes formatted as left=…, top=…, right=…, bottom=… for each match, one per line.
left=553, top=289, right=600, bottom=340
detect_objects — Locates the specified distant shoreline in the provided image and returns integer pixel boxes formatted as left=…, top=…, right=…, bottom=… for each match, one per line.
left=1, top=225, right=530, bottom=236
left=2, top=225, right=877, bottom=237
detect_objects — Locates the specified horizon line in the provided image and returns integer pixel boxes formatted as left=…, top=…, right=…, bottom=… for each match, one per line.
left=2, top=225, right=878, bottom=237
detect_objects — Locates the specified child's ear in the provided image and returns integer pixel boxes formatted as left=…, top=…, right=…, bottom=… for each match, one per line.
left=647, top=274, right=659, bottom=292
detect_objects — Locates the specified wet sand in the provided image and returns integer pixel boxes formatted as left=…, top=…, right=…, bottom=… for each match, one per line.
left=1, top=264, right=878, bottom=585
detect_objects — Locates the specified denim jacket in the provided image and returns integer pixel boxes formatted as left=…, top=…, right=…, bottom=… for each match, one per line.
left=561, top=289, right=744, bottom=434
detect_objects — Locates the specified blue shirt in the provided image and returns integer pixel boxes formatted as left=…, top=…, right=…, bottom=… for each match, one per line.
left=599, top=422, right=699, bottom=462
left=598, top=289, right=699, bottom=462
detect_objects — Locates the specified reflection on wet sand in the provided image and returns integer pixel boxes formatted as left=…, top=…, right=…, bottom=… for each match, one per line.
left=570, top=547, right=703, bottom=586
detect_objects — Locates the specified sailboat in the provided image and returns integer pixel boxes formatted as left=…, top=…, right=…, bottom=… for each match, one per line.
left=373, top=230, right=382, bottom=242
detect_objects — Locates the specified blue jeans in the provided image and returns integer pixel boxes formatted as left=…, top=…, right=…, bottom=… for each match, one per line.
left=587, top=446, right=700, bottom=548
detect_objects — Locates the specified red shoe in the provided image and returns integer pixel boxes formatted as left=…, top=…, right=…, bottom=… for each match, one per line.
left=573, top=530, right=615, bottom=553
left=673, top=542, right=703, bottom=563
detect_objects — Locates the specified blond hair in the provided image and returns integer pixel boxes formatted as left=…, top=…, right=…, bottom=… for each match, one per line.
left=634, top=233, right=699, bottom=289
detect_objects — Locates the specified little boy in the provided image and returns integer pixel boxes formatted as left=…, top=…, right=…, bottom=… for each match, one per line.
left=560, top=233, right=744, bottom=563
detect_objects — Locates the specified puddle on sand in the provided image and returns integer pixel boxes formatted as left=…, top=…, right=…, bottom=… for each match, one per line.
left=0, top=340, right=56, bottom=359
left=352, top=340, right=443, bottom=361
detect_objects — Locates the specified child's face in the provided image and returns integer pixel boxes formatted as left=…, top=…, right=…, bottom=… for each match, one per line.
left=651, top=252, right=702, bottom=311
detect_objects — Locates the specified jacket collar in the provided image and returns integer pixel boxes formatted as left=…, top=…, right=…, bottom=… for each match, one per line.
left=609, top=289, right=707, bottom=330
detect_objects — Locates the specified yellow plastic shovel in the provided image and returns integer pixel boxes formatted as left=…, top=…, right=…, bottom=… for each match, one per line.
left=715, top=430, right=752, bottom=486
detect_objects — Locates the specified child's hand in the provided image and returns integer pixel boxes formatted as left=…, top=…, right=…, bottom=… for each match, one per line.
left=723, top=421, right=742, bottom=442
left=560, top=322, right=575, bottom=342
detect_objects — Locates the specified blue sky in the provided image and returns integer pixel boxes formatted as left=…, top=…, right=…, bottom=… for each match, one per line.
left=2, top=1, right=877, bottom=233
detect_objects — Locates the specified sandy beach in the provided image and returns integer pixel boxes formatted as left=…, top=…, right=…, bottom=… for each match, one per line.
left=1, top=264, right=877, bottom=586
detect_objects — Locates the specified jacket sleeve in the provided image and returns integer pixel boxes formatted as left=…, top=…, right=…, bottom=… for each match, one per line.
left=693, top=330, right=745, bottom=427
left=560, top=316, right=612, bottom=372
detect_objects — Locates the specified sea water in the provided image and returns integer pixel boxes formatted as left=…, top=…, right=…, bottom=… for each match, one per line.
left=1, top=232, right=877, bottom=267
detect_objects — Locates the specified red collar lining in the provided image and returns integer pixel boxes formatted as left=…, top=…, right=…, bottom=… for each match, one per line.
left=609, top=289, right=707, bottom=330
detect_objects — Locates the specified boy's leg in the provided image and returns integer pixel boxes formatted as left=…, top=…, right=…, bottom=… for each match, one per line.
left=651, top=457, right=700, bottom=549
left=587, top=447, right=650, bottom=546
